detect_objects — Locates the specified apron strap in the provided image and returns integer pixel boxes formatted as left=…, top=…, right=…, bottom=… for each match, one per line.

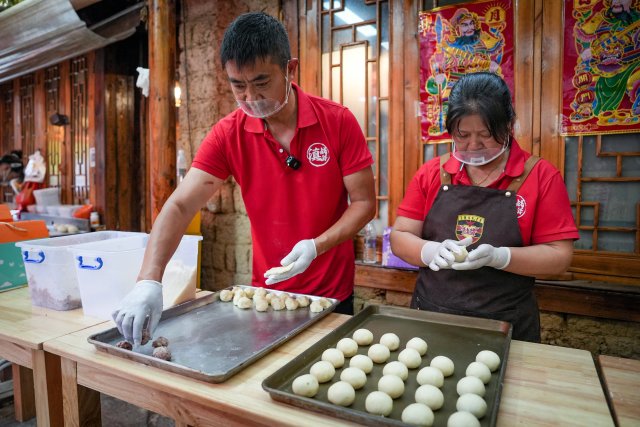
left=507, top=155, right=540, bottom=192
left=439, top=152, right=452, bottom=185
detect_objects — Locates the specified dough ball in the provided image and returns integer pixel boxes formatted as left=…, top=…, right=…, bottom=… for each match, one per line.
left=453, top=246, right=469, bottom=263
left=265, top=292, right=275, bottom=302
left=232, top=290, right=246, bottom=306
left=55, top=224, right=68, bottom=233
left=349, top=354, right=373, bottom=374
left=309, top=301, right=324, bottom=313
left=152, top=336, right=169, bottom=348
left=416, top=366, right=444, bottom=388
left=406, top=337, right=428, bottom=356
left=322, top=348, right=345, bottom=368
left=368, top=343, right=391, bottom=363
left=264, top=263, right=294, bottom=276
left=243, top=287, right=255, bottom=298
left=318, top=297, right=332, bottom=308
left=285, top=297, right=299, bottom=311
left=219, top=289, right=234, bottom=302
left=365, top=391, right=393, bottom=416
left=415, top=384, right=444, bottom=410
left=456, top=394, right=487, bottom=419
left=379, top=333, right=400, bottom=351
left=254, top=298, right=269, bottom=312
left=297, top=295, right=310, bottom=307
left=352, top=328, right=374, bottom=345
left=447, top=411, right=480, bottom=427
left=382, top=361, right=409, bottom=381
left=430, top=355, right=455, bottom=376
left=398, top=348, right=422, bottom=369
left=456, top=376, right=486, bottom=397
left=340, top=367, right=367, bottom=389
left=309, top=360, right=335, bottom=383
left=476, top=350, right=501, bottom=372
left=466, top=361, right=492, bottom=384
left=336, top=338, right=358, bottom=357
left=141, top=329, right=151, bottom=346
left=66, top=224, right=79, bottom=233
left=402, top=403, right=435, bottom=427
left=253, top=287, right=267, bottom=298
left=152, top=346, right=172, bottom=361
left=270, top=297, right=285, bottom=311
left=115, top=340, right=132, bottom=350
left=292, top=374, right=319, bottom=397
left=236, top=296, right=252, bottom=309
left=327, top=381, right=355, bottom=406
left=378, top=374, right=405, bottom=399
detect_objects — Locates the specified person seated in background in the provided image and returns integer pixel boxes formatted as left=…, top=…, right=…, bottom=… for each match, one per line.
left=0, top=150, right=24, bottom=196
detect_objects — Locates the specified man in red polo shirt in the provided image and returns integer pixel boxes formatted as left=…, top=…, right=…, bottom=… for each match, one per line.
left=113, top=12, right=375, bottom=345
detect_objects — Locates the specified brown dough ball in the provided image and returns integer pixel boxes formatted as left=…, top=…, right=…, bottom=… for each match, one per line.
left=152, top=346, right=172, bottom=361
left=141, top=329, right=151, bottom=346
left=116, top=340, right=132, bottom=350
left=152, top=336, right=169, bottom=348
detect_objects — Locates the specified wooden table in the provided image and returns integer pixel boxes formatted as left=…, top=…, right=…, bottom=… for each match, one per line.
left=598, top=355, right=640, bottom=427
left=0, top=286, right=107, bottom=426
left=43, top=313, right=614, bottom=427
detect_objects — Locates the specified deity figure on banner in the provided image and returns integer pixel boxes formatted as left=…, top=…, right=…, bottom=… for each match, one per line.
left=573, top=0, right=640, bottom=122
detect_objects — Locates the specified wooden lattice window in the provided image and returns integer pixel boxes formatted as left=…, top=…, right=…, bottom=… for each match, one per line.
left=19, top=74, right=35, bottom=162
left=70, top=56, right=90, bottom=205
left=45, top=65, right=62, bottom=189
left=0, top=83, right=13, bottom=155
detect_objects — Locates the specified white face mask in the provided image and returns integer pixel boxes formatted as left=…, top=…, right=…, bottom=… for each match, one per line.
left=452, top=140, right=508, bottom=166
left=236, top=74, right=292, bottom=119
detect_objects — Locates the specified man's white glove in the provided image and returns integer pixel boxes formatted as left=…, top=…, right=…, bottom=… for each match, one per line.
left=421, top=237, right=472, bottom=271
left=452, top=244, right=511, bottom=271
left=264, top=239, right=317, bottom=285
left=112, top=280, right=163, bottom=345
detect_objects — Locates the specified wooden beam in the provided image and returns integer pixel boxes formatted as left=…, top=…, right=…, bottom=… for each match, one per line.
left=11, top=364, right=35, bottom=422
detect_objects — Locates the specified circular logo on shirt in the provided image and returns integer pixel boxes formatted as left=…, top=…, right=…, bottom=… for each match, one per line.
left=307, top=143, right=330, bottom=167
left=516, top=195, right=526, bottom=218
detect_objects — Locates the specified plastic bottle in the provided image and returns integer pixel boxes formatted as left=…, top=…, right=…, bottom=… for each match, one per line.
left=177, top=149, right=187, bottom=183
left=363, top=222, right=377, bottom=264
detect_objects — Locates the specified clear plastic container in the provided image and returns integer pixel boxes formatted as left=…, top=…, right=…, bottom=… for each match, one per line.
left=363, top=222, right=377, bottom=264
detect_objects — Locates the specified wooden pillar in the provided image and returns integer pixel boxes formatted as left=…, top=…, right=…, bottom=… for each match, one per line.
left=148, top=0, right=177, bottom=222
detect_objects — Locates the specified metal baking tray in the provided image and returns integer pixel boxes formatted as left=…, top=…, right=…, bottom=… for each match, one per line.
left=88, top=286, right=338, bottom=383
left=262, top=305, right=511, bottom=426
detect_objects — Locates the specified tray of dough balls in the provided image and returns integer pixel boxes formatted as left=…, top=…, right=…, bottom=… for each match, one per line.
left=262, top=304, right=511, bottom=427
left=88, top=285, right=338, bottom=383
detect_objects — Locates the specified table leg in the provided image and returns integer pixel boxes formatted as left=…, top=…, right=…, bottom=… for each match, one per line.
left=11, top=363, right=35, bottom=422
left=61, top=358, right=101, bottom=427
left=32, top=349, right=63, bottom=427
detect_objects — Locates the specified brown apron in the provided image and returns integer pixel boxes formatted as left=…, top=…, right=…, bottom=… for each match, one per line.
left=411, top=154, right=541, bottom=342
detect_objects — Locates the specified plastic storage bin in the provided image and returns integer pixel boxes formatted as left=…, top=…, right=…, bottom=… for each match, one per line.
left=16, top=231, right=145, bottom=311
left=32, top=188, right=60, bottom=206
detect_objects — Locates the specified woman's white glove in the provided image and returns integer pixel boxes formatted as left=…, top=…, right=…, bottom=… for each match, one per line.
left=264, top=239, right=317, bottom=285
left=112, top=280, right=163, bottom=345
left=452, top=244, right=511, bottom=270
left=421, top=237, right=472, bottom=271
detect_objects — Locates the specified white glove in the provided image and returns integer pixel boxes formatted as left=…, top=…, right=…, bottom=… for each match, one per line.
left=421, top=237, right=472, bottom=271
left=264, top=239, right=317, bottom=285
left=452, top=244, right=511, bottom=270
left=112, top=280, right=163, bottom=345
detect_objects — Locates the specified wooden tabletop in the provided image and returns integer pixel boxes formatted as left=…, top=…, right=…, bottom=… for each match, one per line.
left=598, top=355, right=640, bottom=427
left=43, top=313, right=614, bottom=427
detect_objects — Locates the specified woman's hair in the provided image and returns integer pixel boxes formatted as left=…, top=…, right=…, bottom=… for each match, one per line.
left=445, top=72, right=516, bottom=145
left=220, top=12, right=291, bottom=71
left=0, top=150, right=24, bottom=180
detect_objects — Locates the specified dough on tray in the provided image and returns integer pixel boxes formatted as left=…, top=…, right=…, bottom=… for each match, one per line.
left=292, top=374, right=319, bottom=397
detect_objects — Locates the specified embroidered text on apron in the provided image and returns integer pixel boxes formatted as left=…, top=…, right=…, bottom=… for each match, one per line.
left=411, top=154, right=541, bottom=342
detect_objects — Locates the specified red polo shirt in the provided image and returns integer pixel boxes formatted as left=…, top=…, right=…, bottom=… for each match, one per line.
left=192, top=84, right=373, bottom=300
left=397, top=140, right=579, bottom=245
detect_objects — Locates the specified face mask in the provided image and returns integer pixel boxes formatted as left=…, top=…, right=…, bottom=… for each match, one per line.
left=452, top=140, right=508, bottom=166
left=236, top=73, right=292, bottom=119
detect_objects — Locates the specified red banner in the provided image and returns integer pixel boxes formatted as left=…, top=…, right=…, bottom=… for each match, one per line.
left=419, top=0, right=515, bottom=144
left=562, top=0, right=640, bottom=135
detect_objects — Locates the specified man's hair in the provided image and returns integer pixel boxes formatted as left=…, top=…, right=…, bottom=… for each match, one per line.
left=446, top=72, right=515, bottom=145
left=220, top=12, right=291, bottom=70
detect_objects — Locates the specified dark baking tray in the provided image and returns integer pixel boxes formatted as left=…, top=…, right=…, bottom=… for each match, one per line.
left=262, top=305, right=511, bottom=426
left=88, top=286, right=338, bottom=383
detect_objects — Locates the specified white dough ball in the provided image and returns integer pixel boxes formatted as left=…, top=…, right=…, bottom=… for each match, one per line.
left=398, top=348, right=422, bottom=369
left=297, top=295, right=310, bottom=307
left=406, top=337, right=428, bottom=356
left=254, top=298, right=269, bottom=312
left=309, top=300, right=324, bottom=312
left=322, top=348, right=345, bottom=368
left=466, top=361, right=492, bottom=384
left=382, top=361, right=409, bottom=381
left=430, top=355, right=455, bottom=376
left=336, top=338, right=359, bottom=357
left=457, top=376, right=486, bottom=397
left=456, top=393, right=487, bottom=419
left=309, top=360, right=335, bottom=383
left=340, top=367, right=367, bottom=389
left=352, top=328, right=374, bottom=345
left=453, top=246, right=469, bottom=263
left=368, top=343, right=391, bottom=363
left=380, top=333, right=400, bottom=351
left=327, top=381, right=355, bottom=406
left=415, top=384, right=444, bottom=410
left=378, top=374, right=405, bottom=399
left=219, top=289, right=233, bottom=302
left=350, top=354, right=373, bottom=374
left=476, top=350, right=501, bottom=372
left=292, top=374, right=319, bottom=397
left=365, top=391, right=393, bottom=416
left=416, top=366, right=445, bottom=388
left=402, top=403, right=434, bottom=426
left=285, top=297, right=299, bottom=310
left=236, top=296, right=252, bottom=309
left=447, top=411, right=481, bottom=427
